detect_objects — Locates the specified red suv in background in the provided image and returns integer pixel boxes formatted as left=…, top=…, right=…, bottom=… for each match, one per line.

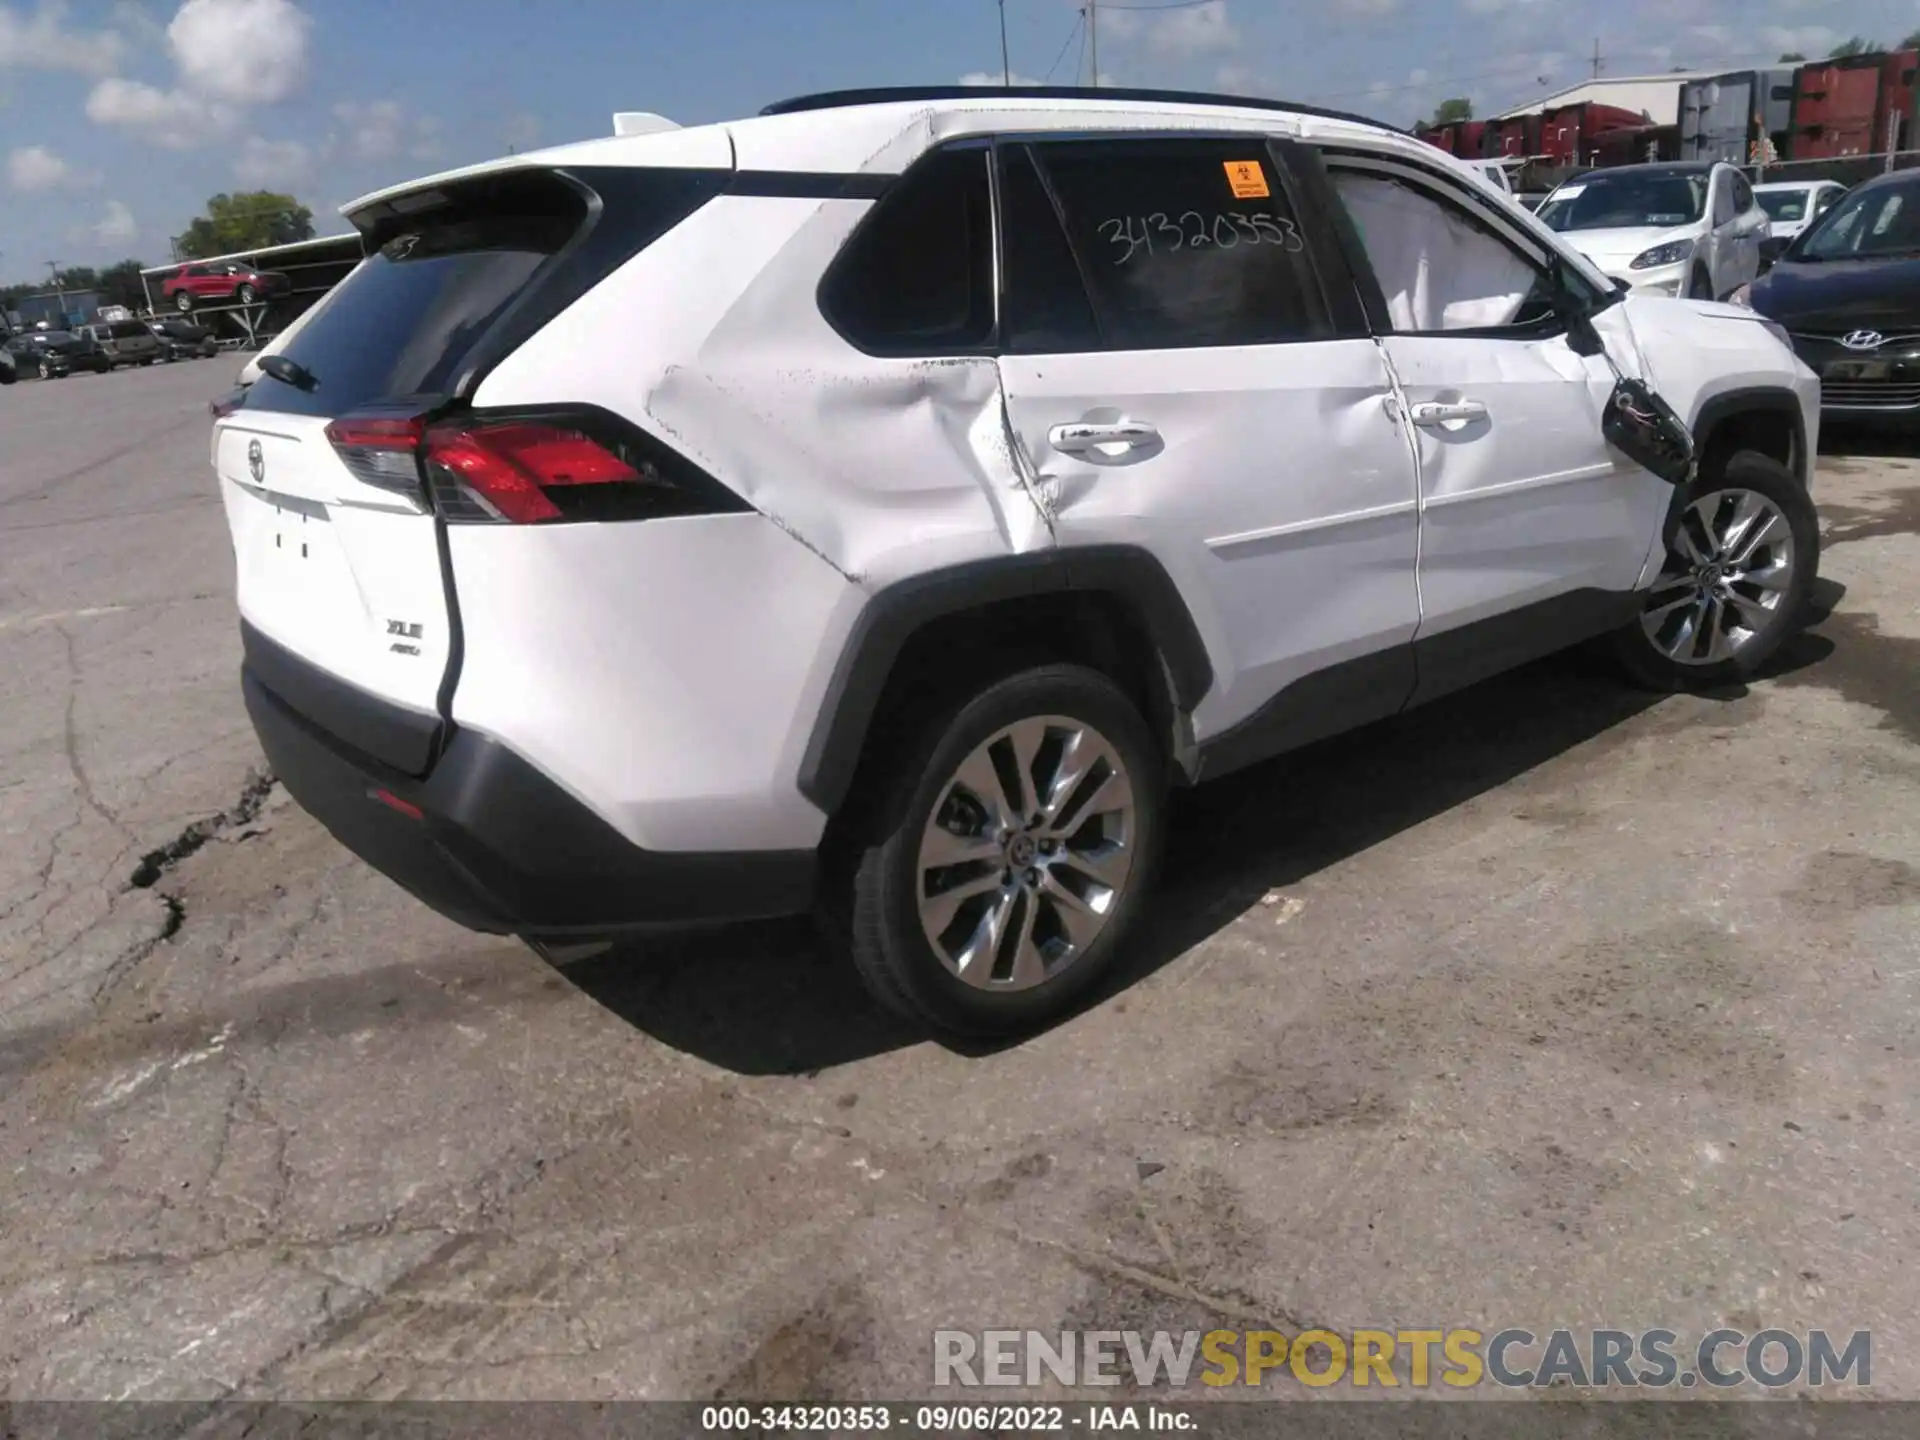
left=161, top=261, right=290, bottom=312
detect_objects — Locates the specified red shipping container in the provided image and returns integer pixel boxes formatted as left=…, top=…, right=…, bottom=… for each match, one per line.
left=1793, top=54, right=1886, bottom=158
left=1484, top=114, right=1540, bottom=159
left=1538, top=102, right=1651, bottom=166
left=1415, top=124, right=1454, bottom=153
left=1455, top=120, right=1488, bottom=158
left=1882, top=49, right=1918, bottom=154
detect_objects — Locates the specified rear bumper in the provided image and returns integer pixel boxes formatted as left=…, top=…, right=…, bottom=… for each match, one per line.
left=241, top=628, right=816, bottom=935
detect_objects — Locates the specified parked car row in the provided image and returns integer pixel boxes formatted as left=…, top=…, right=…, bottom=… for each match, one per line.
left=0, top=318, right=220, bottom=379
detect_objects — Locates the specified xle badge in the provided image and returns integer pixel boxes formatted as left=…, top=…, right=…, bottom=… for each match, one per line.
left=388, top=619, right=424, bottom=656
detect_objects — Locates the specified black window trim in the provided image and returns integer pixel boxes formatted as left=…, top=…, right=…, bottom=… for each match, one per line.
left=815, top=137, right=1000, bottom=360
left=819, top=126, right=1385, bottom=361
left=1316, top=147, right=1594, bottom=344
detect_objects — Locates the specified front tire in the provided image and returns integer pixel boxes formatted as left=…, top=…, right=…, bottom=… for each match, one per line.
left=37, top=360, right=51, bottom=381
left=174, top=291, right=194, bottom=312
left=1612, top=450, right=1818, bottom=690
left=839, top=664, right=1165, bottom=1037
left=237, top=284, right=257, bottom=305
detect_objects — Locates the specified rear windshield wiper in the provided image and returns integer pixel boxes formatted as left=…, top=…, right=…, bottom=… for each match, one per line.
left=257, top=353, right=318, bottom=392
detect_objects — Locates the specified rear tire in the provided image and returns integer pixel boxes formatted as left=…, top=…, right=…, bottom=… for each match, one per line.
left=837, top=664, right=1165, bottom=1037
left=37, top=360, right=51, bottom=381
left=1611, top=450, right=1818, bottom=691
left=175, top=291, right=194, bottom=312
left=237, top=284, right=257, bottom=305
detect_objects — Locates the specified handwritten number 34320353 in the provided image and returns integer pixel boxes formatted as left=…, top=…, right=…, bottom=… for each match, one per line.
left=1097, top=211, right=1304, bottom=265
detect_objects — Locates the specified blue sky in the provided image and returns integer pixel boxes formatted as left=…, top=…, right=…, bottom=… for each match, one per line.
left=5, top=0, right=1920, bottom=285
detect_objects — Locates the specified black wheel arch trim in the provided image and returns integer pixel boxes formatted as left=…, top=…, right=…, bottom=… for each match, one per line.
left=1669, top=385, right=1810, bottom=547
left=1692, top=386, right=1808, bottom=484
left=796, top=545, right=1213, bottom=816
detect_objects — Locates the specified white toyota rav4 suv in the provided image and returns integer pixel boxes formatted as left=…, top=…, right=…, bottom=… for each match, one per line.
left=214, top=86, right=1821, bottom=1037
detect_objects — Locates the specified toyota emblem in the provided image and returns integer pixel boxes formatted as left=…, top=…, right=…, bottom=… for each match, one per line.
left=1841, top=330, right=1886, bottom=351
left=247, top=437, right=265, bottom=483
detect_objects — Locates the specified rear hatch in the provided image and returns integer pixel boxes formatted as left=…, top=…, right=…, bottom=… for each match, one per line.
left=216, top=162, right=728, bottom=775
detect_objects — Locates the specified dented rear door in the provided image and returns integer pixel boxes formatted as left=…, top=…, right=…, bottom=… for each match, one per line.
left=992, top=135, right=1421, bottom=745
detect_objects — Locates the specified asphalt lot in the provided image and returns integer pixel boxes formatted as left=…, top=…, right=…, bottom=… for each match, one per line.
left=2, top=358, right=1918, bottom=1405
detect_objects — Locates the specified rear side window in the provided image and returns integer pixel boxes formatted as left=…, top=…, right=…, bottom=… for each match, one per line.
left=250, top=167, right=722, bottom=417
left=1027, top=138, right=1330, bottom=350
left=821, top=146, right=994, bottom=355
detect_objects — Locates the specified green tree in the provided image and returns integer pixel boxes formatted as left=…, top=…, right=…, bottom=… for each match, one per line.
left=99, top=260, right=151, bottom=311
left=177, top=191, right=315, bottom=260
left=1430, top=97, right=1473, bottom=126
left=1827, top=37, right=1874, bottom=59
left=1901, top=29, right=1920, bottom=50
left=1778, top=52, right=1806, bottom=62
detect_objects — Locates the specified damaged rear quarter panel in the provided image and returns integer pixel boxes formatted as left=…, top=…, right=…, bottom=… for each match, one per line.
left=475, top=186, right=1049, bottom=590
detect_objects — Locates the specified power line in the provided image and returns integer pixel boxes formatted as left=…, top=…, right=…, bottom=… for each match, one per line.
left=1042, top=12, right=1084, bottom=83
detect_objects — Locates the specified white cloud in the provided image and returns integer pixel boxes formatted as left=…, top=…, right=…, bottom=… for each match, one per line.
left=958, top=69, right=1045, bottom=86
left=0, top=0, right=126, bottom=75
left=8, top=143, right=72, bottom=190
left=331, top=98, right=441, bottom=162
left=169, top=0, right=310, bottom=105
left=1760, top=23, right=1837, bottom=56
left=1102, top=0, right=1238, bottom=57
left=234, top=134, right=312, bottom=185
left=92, top=199, right=137, bottom=245
left=85, top=76, right=234, bottom=148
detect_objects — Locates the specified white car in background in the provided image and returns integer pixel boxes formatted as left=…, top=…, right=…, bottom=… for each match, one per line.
left=1536, top=161, right=1770, bottom=300
left=1753, top=179, right=1847, bottom=245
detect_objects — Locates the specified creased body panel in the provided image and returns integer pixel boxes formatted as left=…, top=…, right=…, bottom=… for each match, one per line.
left=998, top=339, right=1420, bottom=741
left=474, top=192, right=1048, bottom=587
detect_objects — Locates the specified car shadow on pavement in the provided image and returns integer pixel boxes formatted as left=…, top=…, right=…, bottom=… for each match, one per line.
left=556, top=579, right=1848, bottom=1075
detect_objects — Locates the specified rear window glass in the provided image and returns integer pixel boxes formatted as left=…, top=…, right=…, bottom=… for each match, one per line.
left=252, top=177, right=585, bottom=416
left=108, top=321, right=149, bottom=340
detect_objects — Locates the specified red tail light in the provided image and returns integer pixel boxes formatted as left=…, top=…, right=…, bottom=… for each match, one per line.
left=423, top=422, right=640, bottom=524
left=323, top=406, right=750, bottom=525
left=325, top=415, right=426, bottom=497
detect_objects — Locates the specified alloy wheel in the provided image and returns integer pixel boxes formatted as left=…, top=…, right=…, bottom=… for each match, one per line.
left=915, top=715, right=1138, bottom=993
left=1640, top=487, right=1797, bottom=666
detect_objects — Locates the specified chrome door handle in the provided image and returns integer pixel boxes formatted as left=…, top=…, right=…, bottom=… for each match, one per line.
left=1048, top=420, right=1161, bottom=454
left=1408, top=400, right=1489, bottom=428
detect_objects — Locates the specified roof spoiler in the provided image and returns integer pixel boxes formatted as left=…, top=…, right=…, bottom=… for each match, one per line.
left=613, top=112, right=679, bottom=137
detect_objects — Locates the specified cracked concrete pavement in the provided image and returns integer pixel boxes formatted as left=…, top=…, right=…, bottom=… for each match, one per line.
left=3, top=361, right=1919, bottom=1405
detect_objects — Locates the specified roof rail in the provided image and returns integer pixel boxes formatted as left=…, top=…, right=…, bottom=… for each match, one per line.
left=758, top=84, right=1400, bottom=134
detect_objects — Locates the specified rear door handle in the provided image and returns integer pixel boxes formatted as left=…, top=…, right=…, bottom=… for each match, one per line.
left=1048, top=420, right=1162, bottom=455
left=1408, top=400, right=1489, bottom=428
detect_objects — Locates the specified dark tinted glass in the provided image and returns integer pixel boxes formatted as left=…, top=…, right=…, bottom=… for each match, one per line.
left=252, top=174, right=595, bottom=416
left=822, top=146, right=994, bottom=353
left=998, top=144, right=1101, bottom=353
left=108, top=321, right=148, bottom=340
left=1031, top=139, right=1327, bottom=349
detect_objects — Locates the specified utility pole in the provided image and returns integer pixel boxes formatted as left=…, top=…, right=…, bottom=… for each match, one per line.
left=46, top=261, right=66, bottom=317
left=1088, top=0, right=1098, bottom=87
left=1591, top=38, right=1602, bottom=79
left=998, top=0, right=1011, bottom=85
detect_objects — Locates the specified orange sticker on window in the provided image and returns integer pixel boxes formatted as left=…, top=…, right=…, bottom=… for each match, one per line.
left=1224, top=160, right=1270, bottom=198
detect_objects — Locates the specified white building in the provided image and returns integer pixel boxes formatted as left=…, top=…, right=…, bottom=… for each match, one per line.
left=1496, top=72, right=1721, bottom=126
